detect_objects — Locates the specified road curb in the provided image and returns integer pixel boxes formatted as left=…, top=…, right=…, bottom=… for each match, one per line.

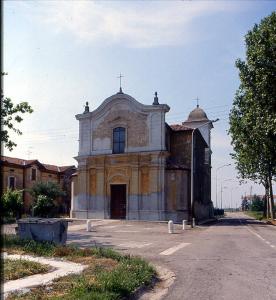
left=132, top=264, right=175, bottom=300
left=266, top=220, right=276, bottom=227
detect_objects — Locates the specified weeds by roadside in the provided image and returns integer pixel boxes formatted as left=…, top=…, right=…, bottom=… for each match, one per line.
left=3, top=259, right=50, bottom=282
left=244, top=211, right=265, bottom=221
left=3, top=235, right=156, bottom=300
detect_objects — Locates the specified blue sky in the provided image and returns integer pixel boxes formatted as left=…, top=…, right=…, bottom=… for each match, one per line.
left=3, top=1, right=276, bottom=208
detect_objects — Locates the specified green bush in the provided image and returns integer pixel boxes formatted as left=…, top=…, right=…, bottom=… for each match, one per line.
left=29, top=181, right=66, bottom=217
left=1, top=189, right=23, bottom=220
left=33, top=195, right=56, bottom=217
left=214, top=208, right=224, bottom=216
left=30, top=181, right=66, bottom=199
left=250, top=195, right=265, bottom=212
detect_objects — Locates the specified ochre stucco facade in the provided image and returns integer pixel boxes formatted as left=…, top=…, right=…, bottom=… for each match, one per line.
left=71, top=91, right=214, bottom=222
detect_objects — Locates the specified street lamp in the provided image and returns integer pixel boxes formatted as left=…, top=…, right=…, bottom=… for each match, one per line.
left=220, top=178, right=234, bottom=210
left=190, top=118, right=219, bottom=225
left=231, top=187, right=233, bottom=211
left=220, top=185, right=228, bottom=209
left=215, top=164, right=231, bottom=208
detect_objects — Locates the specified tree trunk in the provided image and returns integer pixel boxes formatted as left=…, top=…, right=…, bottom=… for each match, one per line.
left=265, top=180, right=269, bottom=219
left=268, top=172, right=274, bottom=220
left=263, top=192, right=267, bottom=218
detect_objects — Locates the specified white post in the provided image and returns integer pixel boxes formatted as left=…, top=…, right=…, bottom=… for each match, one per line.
left=87, top=220, right=92, bottom=232
left=70, top=180, right=75, bottom=218
left=192, top=218, right=195, bottom=228
left=168, top=220, right=174, bottom=234
left=182, top=220, right=187, bottom=230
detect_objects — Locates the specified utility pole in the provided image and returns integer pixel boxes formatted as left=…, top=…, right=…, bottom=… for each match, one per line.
left=220, top=185, right=228, bottom=210
left=1, top=72, right=8, bottom=199
left=221, top=185, right=223, bottom=209
left=230, top=188, right=233, bottom=212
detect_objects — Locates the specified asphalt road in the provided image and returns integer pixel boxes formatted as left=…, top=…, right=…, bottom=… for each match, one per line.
left=67, top=212, right=276, bottom=300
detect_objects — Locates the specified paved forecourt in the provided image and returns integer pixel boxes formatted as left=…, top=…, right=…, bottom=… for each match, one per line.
left=67, top=219, right=196, bottom=258
left=67, top=213, right=276, bottom=300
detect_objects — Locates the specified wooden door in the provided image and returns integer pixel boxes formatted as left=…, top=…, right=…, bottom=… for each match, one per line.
left=110, top=185, right=126, bottom=219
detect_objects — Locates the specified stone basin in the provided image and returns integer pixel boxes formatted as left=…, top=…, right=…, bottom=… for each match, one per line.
left=17, top=218, right=71, bottom=245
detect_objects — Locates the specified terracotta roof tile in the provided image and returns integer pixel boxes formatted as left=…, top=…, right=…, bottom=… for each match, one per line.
left=59, top=166, right=76, bottom=172
left=42, top=164, right=59, bottom=172
left=0, top=156, right=33, bottom=166
left=1, top=156, right=75, bottom=173
left=169, top=124, right=192, bottom=131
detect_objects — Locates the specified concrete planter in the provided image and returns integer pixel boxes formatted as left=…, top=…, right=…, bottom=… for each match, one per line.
left=17, top=218, right=70, bottom=245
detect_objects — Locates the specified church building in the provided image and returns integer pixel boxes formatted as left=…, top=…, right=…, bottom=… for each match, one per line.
left=71, top=88, right=215, bottom=222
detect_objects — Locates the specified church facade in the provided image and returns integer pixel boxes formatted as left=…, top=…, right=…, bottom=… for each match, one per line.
left=71, top=89, right=214, bottom=222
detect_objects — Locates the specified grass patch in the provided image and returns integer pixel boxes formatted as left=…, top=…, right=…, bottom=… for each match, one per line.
left=3, top=235, right=156, bottom=300
left=245, top=211, right=265, bottom=221
left=3, top=259, right=50, bottom=282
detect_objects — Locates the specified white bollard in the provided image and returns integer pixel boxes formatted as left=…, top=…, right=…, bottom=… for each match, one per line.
left=168, top=220, right=174, bottom=234
left=87, top=220, right=92, bottom=232
left=182, top=220, right=187, bottom=230
left=192, top=218, right=196, bottom=228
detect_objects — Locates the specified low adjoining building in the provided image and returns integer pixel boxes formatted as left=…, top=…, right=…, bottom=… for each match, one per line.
left=71, top=90, right=216, bottom=222
left=0, top=156, right=76, bottom=214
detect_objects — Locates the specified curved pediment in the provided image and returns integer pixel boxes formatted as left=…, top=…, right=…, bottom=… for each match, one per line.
left=90, top=92, right=154, bottom=121
left=76, top=91, right=170, bottom=156
left=76, top=92, right=169, bottom=120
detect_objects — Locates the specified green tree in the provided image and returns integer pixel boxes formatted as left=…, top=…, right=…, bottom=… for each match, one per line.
left=1, top=97, right=33, bottom=151
left=30, top=181, right=66, bottom=200
left=1, top=189, right=23, bottom=220
left=29, top=182, right=66, bottom=217
left=250, top=195, right=265, bottom=212
left=229, top=12, right=276, bottom=219
left=33, top=195, right=56, bottom=218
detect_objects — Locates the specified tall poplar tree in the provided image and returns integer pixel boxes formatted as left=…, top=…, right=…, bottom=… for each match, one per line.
left=229, top=12, right=276, bottom=219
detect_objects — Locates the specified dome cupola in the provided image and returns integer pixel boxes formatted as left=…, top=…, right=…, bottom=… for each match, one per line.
left=186, top=105, right=209, bottom=122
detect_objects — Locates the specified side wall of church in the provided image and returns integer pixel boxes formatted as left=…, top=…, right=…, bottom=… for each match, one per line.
left=166, top=129, right=213, bottom=222
left=165, top=169, right=190, bottom=222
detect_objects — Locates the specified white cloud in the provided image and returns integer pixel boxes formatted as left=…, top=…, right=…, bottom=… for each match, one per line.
left=25, top=1, right=239, bottom=48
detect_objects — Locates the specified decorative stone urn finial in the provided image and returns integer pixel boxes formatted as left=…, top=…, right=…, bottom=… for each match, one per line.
left=153, top=91, right=159, bottom=105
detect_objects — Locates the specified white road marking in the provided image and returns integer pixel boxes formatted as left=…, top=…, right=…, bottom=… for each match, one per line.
left=240, top=219, right=275, bottom=251
left=114, top=230, right=140, bottom=233
left=160, top=242, right=191, bottom=256
left=118, top=242, right=152, bottom=249
left=103, top=225, right=118, bottom=229
left=246, top=227, right=266, bottom=241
